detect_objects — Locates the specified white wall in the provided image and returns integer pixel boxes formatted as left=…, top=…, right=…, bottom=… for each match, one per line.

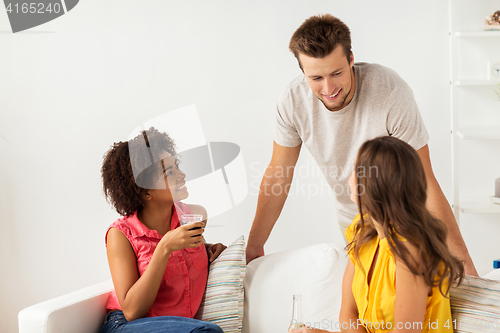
left=1, top=1, right=497, bottom=332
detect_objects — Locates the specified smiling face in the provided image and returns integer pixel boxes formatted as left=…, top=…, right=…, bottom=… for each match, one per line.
left=148, top=150, right=188, bottom=204
left=299, top=45, right=355, bottom=111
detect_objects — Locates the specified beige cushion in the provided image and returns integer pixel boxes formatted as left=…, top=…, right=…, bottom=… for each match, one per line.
left=450, top=275, right=500, bottom=332
left=195, top=236, right=246, bottom=333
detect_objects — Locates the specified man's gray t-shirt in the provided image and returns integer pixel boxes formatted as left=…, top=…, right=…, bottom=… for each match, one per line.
left=274, top=62, right=429, bottom=235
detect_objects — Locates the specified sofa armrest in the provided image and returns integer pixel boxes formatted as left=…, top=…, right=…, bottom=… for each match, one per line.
left=19, top=280, right=113, bottom=333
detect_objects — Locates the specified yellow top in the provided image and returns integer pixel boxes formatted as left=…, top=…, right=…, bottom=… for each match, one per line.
left=345, top=215, right=453, bottom=333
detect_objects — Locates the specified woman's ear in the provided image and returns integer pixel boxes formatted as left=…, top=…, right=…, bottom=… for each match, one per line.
left=142, top=191, right=153, bottom=201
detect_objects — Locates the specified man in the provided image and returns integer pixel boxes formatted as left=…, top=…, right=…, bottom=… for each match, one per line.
left=246, top=14, right=477, bottom=276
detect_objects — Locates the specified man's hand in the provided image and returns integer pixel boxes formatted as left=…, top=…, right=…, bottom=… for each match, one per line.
left=246, top=245, right=265, bottom=264
left=206, top=243, right=227, bottom=262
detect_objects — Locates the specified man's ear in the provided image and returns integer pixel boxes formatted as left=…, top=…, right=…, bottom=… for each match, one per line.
left=349, top=51, right=354, bottom=67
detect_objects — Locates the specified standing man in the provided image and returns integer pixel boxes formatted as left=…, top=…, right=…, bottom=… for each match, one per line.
left=246, top=14, right=477, bottom=276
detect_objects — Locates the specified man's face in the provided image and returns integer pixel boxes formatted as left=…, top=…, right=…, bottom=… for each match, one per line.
left=299, top=45, right=355, bottom=111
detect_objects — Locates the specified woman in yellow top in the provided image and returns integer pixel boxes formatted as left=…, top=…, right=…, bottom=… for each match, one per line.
left=291, top=136, right=464, bottom=333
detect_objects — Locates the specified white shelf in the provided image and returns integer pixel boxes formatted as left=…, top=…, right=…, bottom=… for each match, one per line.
left=457, top=127, right=500, bottom=139
left=455, top=30, right=500, bottom=37
left=460, top=199, right=500, bottom=214
left=455, top=80, right=498, bottom=86
left=450, top=0, right=500, bottom=220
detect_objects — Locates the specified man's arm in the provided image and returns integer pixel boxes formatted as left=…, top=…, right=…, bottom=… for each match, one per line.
left=416, top=144, right=478, bottom=276
left=246, top=141, right=301, bottom=264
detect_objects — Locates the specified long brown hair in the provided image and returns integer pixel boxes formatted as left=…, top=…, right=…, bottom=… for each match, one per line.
left=347, top=136, right=464, bottom=296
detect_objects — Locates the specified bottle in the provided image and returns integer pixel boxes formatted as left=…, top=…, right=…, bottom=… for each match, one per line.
left=288, top=294, right=306, bottom=331
left=495, top=178, right=500, bottom=198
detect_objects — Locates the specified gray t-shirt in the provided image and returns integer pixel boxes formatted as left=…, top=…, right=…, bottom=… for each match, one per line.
left=275, top=62, right=429, bottom=234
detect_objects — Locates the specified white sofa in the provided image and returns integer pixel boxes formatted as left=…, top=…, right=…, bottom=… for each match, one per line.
left=18, top=243, right=347, bottom=333
left=18, top=243, right=500, bottom=333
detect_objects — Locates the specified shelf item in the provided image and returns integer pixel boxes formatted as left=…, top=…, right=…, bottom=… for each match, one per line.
left=491, top=196, right=500, bottom=205
left=457, top=127, right=500, bottom=140
left=455, top=31, right=500, bottom=37
left=460, top=199, right=500, bottom=214
left=455, top=80, right=498, bottom=86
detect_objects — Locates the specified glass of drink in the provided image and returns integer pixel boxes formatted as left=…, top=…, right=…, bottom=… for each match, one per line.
left=180, top=214, right=203, bottom=226
left=180, top=214, right=204, bottom=234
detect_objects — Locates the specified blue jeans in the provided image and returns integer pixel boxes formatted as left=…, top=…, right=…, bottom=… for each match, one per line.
left=99, top=311, right=224, bottom=333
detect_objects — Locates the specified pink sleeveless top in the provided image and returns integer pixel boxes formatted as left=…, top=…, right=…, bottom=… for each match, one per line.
left=105, top=202, right=208, bottom=318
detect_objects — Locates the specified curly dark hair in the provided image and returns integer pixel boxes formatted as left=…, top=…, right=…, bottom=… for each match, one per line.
left=101, top=127, right=178, bottom=216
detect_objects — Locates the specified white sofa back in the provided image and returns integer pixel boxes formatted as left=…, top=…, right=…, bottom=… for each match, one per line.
left=243, top=243, right=348, bottom=332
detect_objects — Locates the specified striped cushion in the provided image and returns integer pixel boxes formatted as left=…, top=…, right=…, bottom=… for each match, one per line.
left=196, top=236, right=246, bottom=333
left=450, top=275, right=500, bottom=332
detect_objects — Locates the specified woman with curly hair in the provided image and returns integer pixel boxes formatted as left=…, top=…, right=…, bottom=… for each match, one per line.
left=99, top=127, right=225, bottom=333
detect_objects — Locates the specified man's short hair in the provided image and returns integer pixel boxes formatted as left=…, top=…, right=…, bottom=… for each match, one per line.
left=289, top=14, right=352, bottom=69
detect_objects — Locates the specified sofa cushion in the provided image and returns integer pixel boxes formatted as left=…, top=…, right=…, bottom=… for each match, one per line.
left=243, top=243, right=347, bottom=333
left=450, top=275, right=500, bottom=332
left=195, top=236, right=246, bottom=333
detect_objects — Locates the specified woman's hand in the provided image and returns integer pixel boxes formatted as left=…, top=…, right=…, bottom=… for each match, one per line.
left=159, top=222, right=205, bottom=254
left=206, top=243, right=227, bottom=262
left=185, top=203, right=226, bottom=262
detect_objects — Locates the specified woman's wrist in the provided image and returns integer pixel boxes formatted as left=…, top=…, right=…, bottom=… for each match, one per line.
left=157, top=240, right=174, bottom=258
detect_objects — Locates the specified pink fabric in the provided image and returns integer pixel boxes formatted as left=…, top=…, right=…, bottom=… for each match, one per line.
left=104, top=202, right=208, bottom=318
